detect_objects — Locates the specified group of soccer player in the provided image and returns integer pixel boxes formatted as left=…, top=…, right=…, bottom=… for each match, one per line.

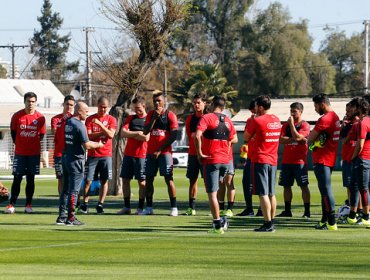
left=5, top=89, right=370, bottom=232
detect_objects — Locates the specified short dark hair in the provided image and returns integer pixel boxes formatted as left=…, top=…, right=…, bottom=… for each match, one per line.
left=349, top=96, right=361, bottom=108
left=312, top=93, right=330, bottom=105
left=193, top=93, right=207, bottom=102
left=359, top=98, right=369, bottom=115
left=132, top=95, right=146, bottom=105
left=152, top=90, right=164, bottom=99
left=98, top=96, right=109, bottom=104
left=255, top=95, right=271, bottom=110
left=290, top=102, right=303, bottom=112
left=24, top=92, right=37, bottom=103
left=64, top=95, right=75, bottom=103
left=248, top=98, right=256, bottom=110
left=363, top=94, right=370, bottom=105
left=212, top=96, right=226, bottom=109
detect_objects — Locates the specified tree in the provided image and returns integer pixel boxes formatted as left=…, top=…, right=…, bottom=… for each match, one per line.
left=0, top=64, right=7, bottom=78
left=98, top=0, right=189, bottom=195
left=30, top=0, right=79, bottom=81
left=320, top=30, right=364, bottom=95
left=172, top=63, right=237, bottom=115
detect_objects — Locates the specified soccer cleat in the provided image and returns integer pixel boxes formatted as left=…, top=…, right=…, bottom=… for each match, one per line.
left=357, top=218, right=370, bottom=226
left=65, top=218, right=84, bottom=226
left=117, top=207, right=131, bottom=215
left=254, top=223, right=275, bottom=232
left=346, top=216, right=358, bottom=225
left=221, top=216, right=229, bottom=231
left=139, top=207, right=154, bottom=215
left=225, top=209, right=234, bottom=217
left=302, top=213, right=311, bottom=219
left=255, top=209, right=263, bottom=217
left=56, top=216, right=66, bottom=225
left=96, top=204, right=104, bottom=214
left=185, top=208, right=196, bottom=216
left=276, top=210, right=293, bottom=217
left=169, top=207, right=178, bottom=217
left=24, top=204, right=34, bottom=214
left=236, top=209, right=254, bottom=216
left=208, top=228, right=225, bottom=234
left=314, top=222, right=326, bottom=229
left=4, top=204, right=15, bottom=214
left=135, top=208, right=144, bottom=215
left=326, top=223, right=338, bottom=231
left=78, top=203, right=88, bottom=214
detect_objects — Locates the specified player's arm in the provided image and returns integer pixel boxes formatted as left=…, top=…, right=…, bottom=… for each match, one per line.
left=10, top=130, right=16, bottom=144
left=89, top=119, right=116, bottom=139
left=153, top=129, right=177, bottom=158
left=307, top=129, right=319, bottom=144
left=143, top=111, right=159, bottom=135
left=352, top=138, right=364, bottom=160
left=121, top=128, right=148, bottom=141
left=230, top=133, right=238, bottom=144
left=194, top=129, right=207, bottom=160
left=244, top=130, right=253, bottom=143
left=83, top=140, right=105, bottom=150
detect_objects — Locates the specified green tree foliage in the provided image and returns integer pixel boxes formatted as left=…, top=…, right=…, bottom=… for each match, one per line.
left=320, top=30, right=364, bottom=95
left=173, top=63, right=238, bottom=115
left=0, top=64, right=7, bottom=79
left=237, top=3, right=336, bottom=103
left=30, top=0, right=79, bottom=81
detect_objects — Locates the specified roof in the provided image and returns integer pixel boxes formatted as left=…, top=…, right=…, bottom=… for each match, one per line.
left=232, top=98, right=349, bottom=125
left=0, top=79, right=65, bottom=107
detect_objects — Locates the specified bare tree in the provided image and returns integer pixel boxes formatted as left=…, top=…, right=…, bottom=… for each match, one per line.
left=97, top=0, right=189, bottom=195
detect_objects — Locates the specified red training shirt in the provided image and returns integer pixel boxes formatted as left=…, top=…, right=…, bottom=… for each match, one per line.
left=122, top=115, right=147, bottom=158
left=341, top=120, right=358, bottom=162
left=358, top=116, right=370, bottom=160
left=244, top=116, right=256, bottom=161
left=281, top=121, right=310, bottom=164
left=51, top=112, right=72, bottom=157
left=11, top=109, right=46, bottom=156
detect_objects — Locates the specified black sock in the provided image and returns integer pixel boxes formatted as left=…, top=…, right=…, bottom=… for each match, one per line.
left=284, top=201, right=291, bottom=212
left=170, top=197, right=177, bottom=208
left=124, top=197, right=131, bottom=209
left=328, top=212, right=336, bottom=226
left=146, top=196, right=153, bottom=207
left=219, top=202, right=225, bottom=210
left=271, top=219, right=275, bottom=225
left=213, top=219, right=221, bottom=229
left=357, top=208, right=363, bottom=214
left=304, top=203, right=310, bottom=215
left=189, top=198, right=195, bottom=209
left=349, top=210, right=357, bottom=219
left=265, top=220, right=273, bottom=228
left=138, top=199, right=144, bottom=210
left=227, top=201, right=234, bottom=210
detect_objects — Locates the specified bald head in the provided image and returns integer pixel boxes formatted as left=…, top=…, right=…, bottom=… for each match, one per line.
left=75, top=101, right=89, bottom=121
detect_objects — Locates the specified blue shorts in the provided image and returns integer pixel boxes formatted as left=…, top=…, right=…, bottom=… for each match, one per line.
left=342, top=160, right=352, bottom=188
left=54, top=156, right=63, bottom=179
left=252, top=163, right=277, bottom=196
left=84, top=157, right=112, bottom=182
left=278, top=164, right=309, bottom=187
left=12, top=155, right=40, bottom=175
left=120, top=156, right=146, bottom=180
left=203, top=163, right=229, bottom=193
left=145, top=154, right=173, bottom=177
left=186, top=155, right=203, bottom=180
left=226, top=160, right=235, bottom=175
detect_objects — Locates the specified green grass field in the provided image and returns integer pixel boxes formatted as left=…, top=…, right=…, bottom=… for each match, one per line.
left=0, top=169, right=369, bottom=279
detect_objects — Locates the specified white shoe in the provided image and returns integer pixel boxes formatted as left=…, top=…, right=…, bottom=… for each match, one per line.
left=169, top=207, right=178, bottom=217
left=139, top=207, right=154, bottom=215
left=24, top=204, right=34, bottom=214
left=4, top=204, right=15, bottom=214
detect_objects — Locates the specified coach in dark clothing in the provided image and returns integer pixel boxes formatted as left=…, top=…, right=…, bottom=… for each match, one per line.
left=56, top=102, right=104, bottom=226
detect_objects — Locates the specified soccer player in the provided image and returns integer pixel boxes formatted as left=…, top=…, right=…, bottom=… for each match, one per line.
left=117, top=96, right=148, bottom=215
left=237, top=99, right=257, bottom=216
left=51, top=95, right=75, bottom=195
left=142, top=91, right=179, bottom=216
left=5, top=92, right=46, bottom=214
left=347, top=98, right=370, bottom=227
left=56, top=102, right=104, bottom=225
left=195, top=96, right=237, bottom=234
left=184, top=94, right=206, bottom=216
left=340, top=99, right=361, bottom=208
left=307, top=93, right=340, bottom=231
left=244, top=95, right=281, bottom=232
left=79, top=96, right=117, bottom=214
left=277, top=102, right=311, bottom=218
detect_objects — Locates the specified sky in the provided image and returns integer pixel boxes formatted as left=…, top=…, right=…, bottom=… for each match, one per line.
left=0, top=0, right=370, bottom=78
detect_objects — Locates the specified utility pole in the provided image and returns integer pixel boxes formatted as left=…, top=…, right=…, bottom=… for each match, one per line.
left=82, top=27, right=94, bottom=106
left=0, top=44, right=29, bottom=79
left=364, top=20, right=369, bottom=94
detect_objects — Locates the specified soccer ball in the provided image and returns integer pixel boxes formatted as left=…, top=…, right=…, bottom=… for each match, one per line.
left=337, top=205, right=350, bottom=218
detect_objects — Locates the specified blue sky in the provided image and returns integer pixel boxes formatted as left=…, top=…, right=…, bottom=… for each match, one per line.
left=0, top=0, right=369, bottom=77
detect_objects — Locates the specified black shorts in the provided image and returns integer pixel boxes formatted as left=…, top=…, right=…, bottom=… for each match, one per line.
left=252, top=163, right=277, bottom=196
left=120, top=156, right=146, bottom=180
left=145, top=154, right=173, bottom=177
left=12, top=155, right=40, bottom=176
left=278, top=164, right=309, bottom=187
left=186, top=155, right=203, bottom=180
